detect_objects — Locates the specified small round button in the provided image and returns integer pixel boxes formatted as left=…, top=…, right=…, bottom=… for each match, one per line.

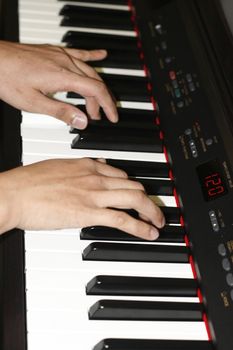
left=184, top=128, right=192, bottom=135
left=206, top=138, right=213, bottom=146
left=218, top=243, right=227, bottom=256
left=222, top=258, right=231, bottom=272
left=177, top=101, right=184, bottom=108
left=226, top=273, right=233, bottom=287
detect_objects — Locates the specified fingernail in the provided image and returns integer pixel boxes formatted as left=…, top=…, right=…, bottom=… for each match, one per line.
left=71, top=114, right=87, bottom=129
left=149, top=227, right=159, bottom=240
left=159, top=215, right=166, bottom=228
left=99, top=49, right=107, bottom=55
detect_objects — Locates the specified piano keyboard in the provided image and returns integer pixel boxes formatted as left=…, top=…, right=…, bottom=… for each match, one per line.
left=17, top=0, right=219, bottom=349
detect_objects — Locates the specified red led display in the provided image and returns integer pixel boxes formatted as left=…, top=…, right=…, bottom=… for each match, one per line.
left=197, top=160, right=228, bottom=201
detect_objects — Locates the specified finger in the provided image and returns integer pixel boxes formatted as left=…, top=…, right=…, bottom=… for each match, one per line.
left=95, top=161, right=128, bottom=178
left=93, top=177, right=144, bottom=191
left=43, top=70, right=118, bottom=124
left=72, top=158, right=127, bottom=178
left=85, top=96, right=101, bottom=120
left=96, top=158, right=106, bottom=164
left=28, top=90, right=89, bottom=129
left=64, top=48, right=107, bottom=62
left=62, top=72, right=118, bottom=123
left=91, top=208, right=160, bottom=241
left=71, top=58, right=104, bottom=81
left=95, top=189, right=165, bottom=229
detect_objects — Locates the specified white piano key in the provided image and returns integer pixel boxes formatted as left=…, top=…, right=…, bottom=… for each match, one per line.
left=26, top=290, right=199, bottom=311
left=20, top=1, right=129, bottom=12
left=25, top=266, right=194, bottom=294
left=25, top=232, right=184, bottom=252
left=19, top=12, right=61, bottom=23
left=20, top=20, right=136, bottom=42
left=26, top=311, right=208, bottom=339
left=22, top=111, right=68, bottom=127
left=22, top=139, right=166, bottom=162
left=95, top=67, right=145, bottom=76
left=52, top=91, right=154, bottom=110
left=21, top=126, right=74, bottom=142
left=25, top=250, right=193, bottom=279
left=27, top=326, right=208, bottom=350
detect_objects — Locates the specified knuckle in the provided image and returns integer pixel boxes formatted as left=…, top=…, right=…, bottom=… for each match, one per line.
left=85, top=174, right=105, bottom=188
left=112, top=211, right=128, bottom=227
left=95, top=80, right=107, bottom=93
left=132, top=180, right=145, bottom=191
left=80, top=158, right=96, bottom=169
left=134, top=189, right=147, bottom=202
left=54, top=104, right=70, bottom=121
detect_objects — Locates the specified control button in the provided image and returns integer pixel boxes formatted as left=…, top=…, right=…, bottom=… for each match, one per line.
left=177, top=101, right=184, bottom=108
left=155, top=24, right=163, bottom=35
left=184, top=128, right=192, bottom=136
left=218, top=243, right=227, bottom=256
left=186, top=73, right=192, bottom=82
left=222, top=258, right=231, bottom=272
left=169, top=70, right=176, bottom=80
left=172, top=80, right=179, bottom=89
left=226, top=273, right=233, bottom=287
left=189, top=139, right=198, bottom=158
left=165, top=57, right=172, bottom=64
left=230, top=289, right=233, bottom=301
left=175, top=88, right=181, bottom=98
left=161, top=41, right=167, bottom=50
left=206, top=138, right=213, bottom=146
left=209, top=210, right=219, bottom=232
left=189, top=82, right=196, bottom=92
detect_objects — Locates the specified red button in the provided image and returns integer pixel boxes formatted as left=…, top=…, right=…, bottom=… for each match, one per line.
left=169, top=70, right=176, bottom=80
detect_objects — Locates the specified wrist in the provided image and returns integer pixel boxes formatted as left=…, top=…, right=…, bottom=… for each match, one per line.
left=0, top=174, right=18, bottom=234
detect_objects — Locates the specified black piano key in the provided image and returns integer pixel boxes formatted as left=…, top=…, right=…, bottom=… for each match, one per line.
left=113, top=204, right=179, bottom=225
left=68, top=74, right=150, bottom=102
left=59, top=0, right=128, bottom=4
left=160, top=206, right=180, bottom=223
left=70, top=118, right=157, bottom=132
left=137, top=178, right=173, bottom=196
left=102, top=73, right=150, bottom=102
left=88, top=299, right=203, bottom=321
left=70, top=107, right=158, bottom=131
left=86, top=275, right=198, bottom=297
left=71, top=129, right=163, bottom=153
left=60, top=6, right=133, bottom=31
left=60, top=5, right=131, bottom=20
left=70, top=118, right=158, bottom=133
left=82, top=242, right=189, bottom=263
left=61, top=15, right=133, bottom=31
left=94, top=339, right=214, bottom=350
left=106, top=159, right=169, bottom=178
left=63, top=32, right=138, bottom=52
left=71, top=122, right=160, bottom=138
left=88, top=51, right=142, bottom=70
left=80, top=225, right=185, bottom=243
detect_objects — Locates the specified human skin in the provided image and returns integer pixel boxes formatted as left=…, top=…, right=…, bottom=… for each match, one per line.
left=0, top=40, right=118, bottom=129
left=0, top=158, right=164, bottom=239
left=0, top=41, right=165, bottom=238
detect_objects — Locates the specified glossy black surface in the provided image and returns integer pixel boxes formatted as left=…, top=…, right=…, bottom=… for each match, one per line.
left=80, top=224, right=185, bottom=243
left=86, top=275, right=198, bottom=296
left=94, top=338, right=214, bottom=350
left=89, top=299, right=203, bottom=321
left=82, top=242, right=189, bottom=263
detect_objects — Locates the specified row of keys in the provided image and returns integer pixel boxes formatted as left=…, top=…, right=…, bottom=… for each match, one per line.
left=20, top=1, right=211, bottom=350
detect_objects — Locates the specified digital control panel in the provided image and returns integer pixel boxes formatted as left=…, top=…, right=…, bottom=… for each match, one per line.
left=197, top=159, right=228, bottom=201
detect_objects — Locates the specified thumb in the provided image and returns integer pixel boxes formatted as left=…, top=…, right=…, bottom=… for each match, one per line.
left=32, top=92, right=88, bottom=129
